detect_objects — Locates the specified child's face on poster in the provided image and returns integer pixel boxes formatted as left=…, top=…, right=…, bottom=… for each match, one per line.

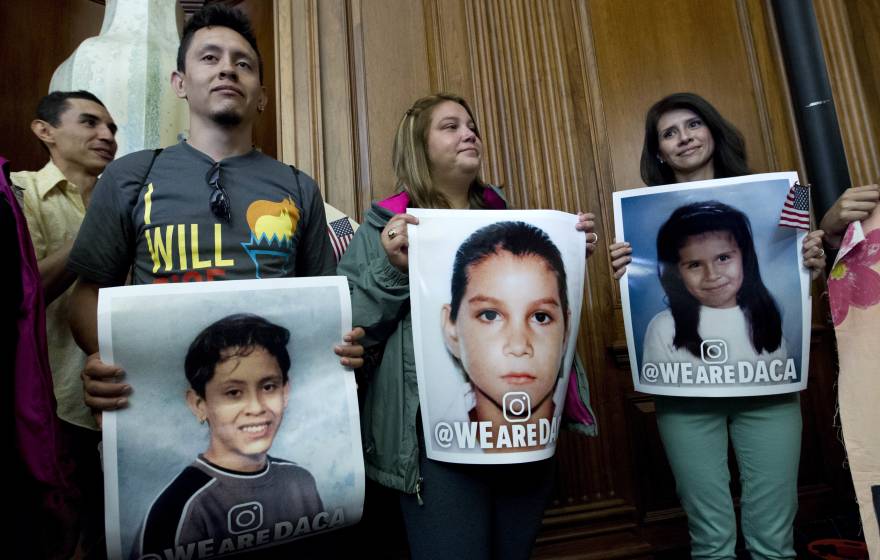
left=443, top=252, right=567, bottom=413
left=191, top=346, right=290, bottom=470
left=676, top=231, right=744, bottom=308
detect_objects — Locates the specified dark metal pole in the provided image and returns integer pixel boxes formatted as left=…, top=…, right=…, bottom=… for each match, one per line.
left=771, top=0, right=851, bottom=221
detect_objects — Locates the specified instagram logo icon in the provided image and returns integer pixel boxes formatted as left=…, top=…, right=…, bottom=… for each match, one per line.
left=502, top=392, right=531, bottom=422
left=700, top=339, right=728, bottom=364
left=227, top=502, right=263, bottom=535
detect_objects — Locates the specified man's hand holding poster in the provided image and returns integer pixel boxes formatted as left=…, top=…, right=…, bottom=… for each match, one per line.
left=98, top=278, right=364, bottom=560
left=613, top=172, right=811, bottom=397
left=408, top=210, right=585, bottom=464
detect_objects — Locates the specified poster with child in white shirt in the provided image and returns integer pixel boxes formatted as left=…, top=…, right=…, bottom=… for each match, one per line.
left=613, top=173, right=811, bottom=397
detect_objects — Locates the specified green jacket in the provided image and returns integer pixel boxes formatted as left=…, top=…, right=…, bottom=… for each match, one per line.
left=337, top=189, right=597, bottom=494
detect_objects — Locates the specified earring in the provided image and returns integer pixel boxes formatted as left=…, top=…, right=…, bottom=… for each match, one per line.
left=199, top=416, right=206, bottom=424
left=656, top=155, right=665, bottom=164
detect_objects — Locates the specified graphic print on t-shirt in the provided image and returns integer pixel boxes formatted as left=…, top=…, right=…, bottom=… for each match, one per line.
left=142, top=182, right=302, bottom=283
left=241, top=197, right=301, bottom=279
left=143, top=182, right=236, bottom=284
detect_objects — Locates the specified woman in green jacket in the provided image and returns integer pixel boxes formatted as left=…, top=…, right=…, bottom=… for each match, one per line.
left=338, top=92, right=597, bottom=559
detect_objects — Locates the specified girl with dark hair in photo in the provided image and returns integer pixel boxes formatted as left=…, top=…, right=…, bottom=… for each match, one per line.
left=610, top=92, right=825, bottom=559
left=440, top=221, right=570, bottom=448
left=643, top=201, right=787, bottom=367
left=338, top=93, right=597, bottom=559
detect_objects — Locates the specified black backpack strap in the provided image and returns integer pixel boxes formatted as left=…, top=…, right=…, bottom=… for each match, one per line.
left=140, top=148, right=163, bottom=189
left=127, top=148, right=162, bottom=285
left=288, top=164, right=302, bottom=191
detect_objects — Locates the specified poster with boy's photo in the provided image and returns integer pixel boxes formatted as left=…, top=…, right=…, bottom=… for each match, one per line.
left=99, top=278, right=364, bottom=560
left=612, top=172, right=811, bottom=397
left=408, top=209, right=585, bottom=464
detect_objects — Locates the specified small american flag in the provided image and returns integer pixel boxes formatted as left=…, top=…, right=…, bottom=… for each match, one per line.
left=778, top=182, right=811, bottom=230
left=328, top=216, right=355, bottom=262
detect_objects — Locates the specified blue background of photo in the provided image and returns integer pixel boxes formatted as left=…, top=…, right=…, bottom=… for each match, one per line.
left=620, top=178, right=804, bottom=377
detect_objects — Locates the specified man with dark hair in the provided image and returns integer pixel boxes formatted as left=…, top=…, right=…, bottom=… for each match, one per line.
left=15, top=90, right=117, bottom=305
left=34, top=90, right=109, bottom=134
left=11, top=89, right=117, bottom=558
left=176, top=4, right=264, bottom=84
left=69, top=4, right=363, bottom=419
left=136, top=314, right=324, bottom=560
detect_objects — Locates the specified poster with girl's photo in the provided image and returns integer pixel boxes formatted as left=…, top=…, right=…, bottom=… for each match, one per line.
left=407, top=209, right=585, bottom=464
left=99, top=278, right=364, bottom=560
left=613, top=172, right=811, bottom=397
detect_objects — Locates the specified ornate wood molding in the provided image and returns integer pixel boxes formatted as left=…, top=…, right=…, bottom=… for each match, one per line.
left=814, top=0, right=880, bottom=187
left=274, top=0, right=324, bottom=193
left=347, top=0, right=374, bottom=217
left=179, top=0, right=244, bottom=15
left=315, top=0, right=360, bottom=217
left=465, top=0, right=587, bottom=213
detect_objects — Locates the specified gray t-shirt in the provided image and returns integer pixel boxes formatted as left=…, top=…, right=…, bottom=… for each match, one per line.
left=135, top=455, right=324, bottom=559
left=70, top=141, right=334, bottom=285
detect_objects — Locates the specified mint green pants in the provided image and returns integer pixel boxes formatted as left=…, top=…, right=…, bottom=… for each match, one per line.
left=654, top=393, right=801, bottom=560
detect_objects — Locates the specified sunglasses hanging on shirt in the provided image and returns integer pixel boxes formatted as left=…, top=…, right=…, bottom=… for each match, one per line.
left=205, top=162, right=231, bottom=223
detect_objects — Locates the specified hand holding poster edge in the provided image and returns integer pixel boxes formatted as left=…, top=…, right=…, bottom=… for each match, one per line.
left=408, top=209, right=585, bottom=464
left=612, top=172, right=811, bottom=397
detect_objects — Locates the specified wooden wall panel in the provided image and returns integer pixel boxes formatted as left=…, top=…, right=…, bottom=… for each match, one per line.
left=0, top=0, right=103, bottom=172
left=466, top=1, right=588, bottom=212
left=274, top=0, right=322, bottom=187
left=236, top=0, right=277, bottom=159
left=741, top=0, right=805, bottom=176
left=316, top=0, right=358, bottom=217
left=424, top=0, right=475, bottom=101
left=589, top=0, right=779, bottom=194
left=845, top=0, right=880, bottom=133
left=276, top=0, right=432, bottom=214
left=815, top=0, right=880, bottom=187
left=360, top=0, right=432, bottom=203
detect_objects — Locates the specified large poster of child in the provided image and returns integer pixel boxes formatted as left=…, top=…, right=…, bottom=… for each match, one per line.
left=408, top=209, right=585, bottom=464
left=99, top=278, right=364, bottom=560
left=613, top=172, right=811, bottom=397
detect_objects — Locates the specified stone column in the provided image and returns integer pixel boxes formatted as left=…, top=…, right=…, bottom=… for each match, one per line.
left=50, top=0, right=188, bottom=156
